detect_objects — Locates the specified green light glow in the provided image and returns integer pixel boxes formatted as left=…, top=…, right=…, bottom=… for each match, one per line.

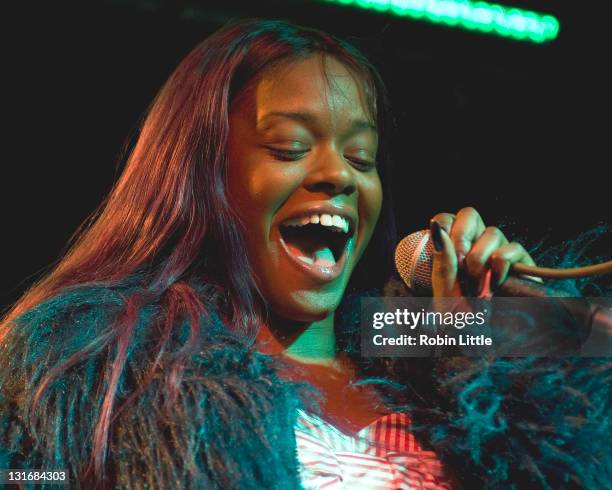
left=319, top=0, right=560, bottom=43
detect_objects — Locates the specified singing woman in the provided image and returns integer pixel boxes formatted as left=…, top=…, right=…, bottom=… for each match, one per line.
left=1, top=18, right=608, bottom=489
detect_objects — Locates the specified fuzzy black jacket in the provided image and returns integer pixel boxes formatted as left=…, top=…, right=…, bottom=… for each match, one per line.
left=1, top=282, right=610, bottom=489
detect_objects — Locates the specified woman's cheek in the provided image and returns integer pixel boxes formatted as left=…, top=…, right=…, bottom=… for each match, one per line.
left=361, top=174, right=383, bottom=237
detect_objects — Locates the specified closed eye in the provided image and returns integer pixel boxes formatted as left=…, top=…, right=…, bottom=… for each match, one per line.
left=345, top=156, right=376, bottom=170
left=265, top=146, right=376, bottom=169
left=266, top=147, right=309, bottom=161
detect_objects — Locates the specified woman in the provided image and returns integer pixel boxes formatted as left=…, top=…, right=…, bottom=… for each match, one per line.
left=1, top=19, right=609, bottom=489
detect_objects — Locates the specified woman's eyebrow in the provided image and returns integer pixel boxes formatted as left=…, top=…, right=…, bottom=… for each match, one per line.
left=258, top=111, right=314, bottom=127
left=258, top=110, right=377, bottom=134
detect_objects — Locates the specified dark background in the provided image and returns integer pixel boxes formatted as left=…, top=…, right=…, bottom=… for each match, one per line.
left=3, top=0, right=610, bottom=309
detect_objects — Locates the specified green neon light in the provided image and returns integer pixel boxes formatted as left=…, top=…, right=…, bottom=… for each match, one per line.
left=319, top=0, right=560, bottom=43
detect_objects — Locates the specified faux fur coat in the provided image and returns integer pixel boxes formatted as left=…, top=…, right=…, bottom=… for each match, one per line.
left=1, top=280, right=610, bottom=489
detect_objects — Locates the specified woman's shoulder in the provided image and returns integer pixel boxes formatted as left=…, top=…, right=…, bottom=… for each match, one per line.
left=1, top=282, right=141, bottom=380
left=0, top=277, right=306, bottom=487
left=2, top=275, right=225, bottom=351
left=0, top=277, right=199, bottom=442
left=8, top=280, right=136, bottom=334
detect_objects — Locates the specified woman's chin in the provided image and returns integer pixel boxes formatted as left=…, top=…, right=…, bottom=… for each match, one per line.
left=269, top=293, right=343, bottom=324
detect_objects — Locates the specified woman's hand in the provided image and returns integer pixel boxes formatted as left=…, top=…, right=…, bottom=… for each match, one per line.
left=429, top=207, right=536, bottom=297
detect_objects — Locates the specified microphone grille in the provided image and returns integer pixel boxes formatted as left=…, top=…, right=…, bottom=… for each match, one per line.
left=394, top=230, right=434, bottom=295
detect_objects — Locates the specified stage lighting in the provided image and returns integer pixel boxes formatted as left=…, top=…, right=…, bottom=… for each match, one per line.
left=319, top=0, right=560, bottom=43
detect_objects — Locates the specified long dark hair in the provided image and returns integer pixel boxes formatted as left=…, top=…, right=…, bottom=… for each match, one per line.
left=0, top=18, right=395, bottom=485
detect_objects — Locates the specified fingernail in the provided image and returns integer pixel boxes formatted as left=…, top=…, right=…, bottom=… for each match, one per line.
left=430, top=220, right=444, bottom=252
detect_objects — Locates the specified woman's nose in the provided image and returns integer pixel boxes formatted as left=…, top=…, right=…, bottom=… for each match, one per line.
left=303, top=149, right=356, bottom=196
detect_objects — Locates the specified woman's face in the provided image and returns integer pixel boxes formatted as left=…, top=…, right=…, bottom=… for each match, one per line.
left=227, top=55, right=382, bottom=323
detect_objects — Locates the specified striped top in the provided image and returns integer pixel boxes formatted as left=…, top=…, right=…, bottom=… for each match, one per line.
left=295, top=410, right=456, bottom=489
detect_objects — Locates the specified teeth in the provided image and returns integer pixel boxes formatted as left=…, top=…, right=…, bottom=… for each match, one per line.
left=320, top=214, right=333, bottom=226
left=283, top=213, right=350, bottom=234
left=332, top=215, right=344, bottom=229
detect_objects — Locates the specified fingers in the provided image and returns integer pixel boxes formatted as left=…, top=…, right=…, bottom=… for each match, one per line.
left=490, top=242, right=537, bottom=290
left=465, top=226, right=508, bottom=283
left=430, top=220, right=462, bottom=297
left=449, top=207, right=486, bottom=259
left=429, top=207, right=536, bottom=297
left=430, top=212, right=455, bottom=234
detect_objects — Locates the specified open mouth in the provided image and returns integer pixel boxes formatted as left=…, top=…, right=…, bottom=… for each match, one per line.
left=278, top=213, right=355, bottom=279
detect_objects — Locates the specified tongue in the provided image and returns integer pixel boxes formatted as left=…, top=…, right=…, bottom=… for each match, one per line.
left=286, top=243, right=336, bottom=266
left=313, top=246, right=336, bottom=266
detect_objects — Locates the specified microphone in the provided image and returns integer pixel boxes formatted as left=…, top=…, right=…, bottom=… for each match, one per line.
left=394, top=230, right=612, bottom=351
left=395, top=230, right=612, bottom=296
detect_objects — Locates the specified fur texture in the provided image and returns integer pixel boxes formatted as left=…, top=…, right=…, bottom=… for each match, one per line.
left=1, top=278, right=610, bottom=489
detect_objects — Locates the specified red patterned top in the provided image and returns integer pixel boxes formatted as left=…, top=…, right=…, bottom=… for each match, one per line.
left=295, top=410, right=456, bottom=489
